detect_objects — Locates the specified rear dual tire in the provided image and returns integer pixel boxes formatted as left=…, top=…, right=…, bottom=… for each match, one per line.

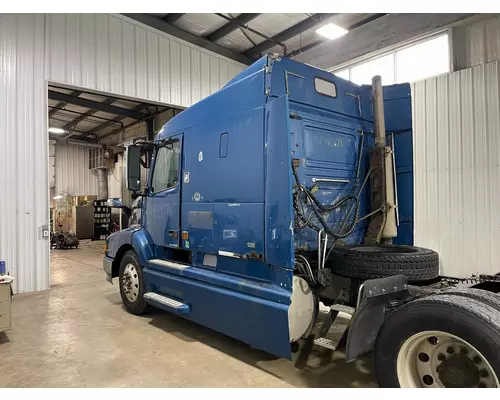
left=375, top=293, right=500, bottom=388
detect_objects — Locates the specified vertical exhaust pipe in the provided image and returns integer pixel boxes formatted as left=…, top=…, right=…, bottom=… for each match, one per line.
left=365, top=76, right=397, bottom=243
left=97, top=167, right=109, bottom=200
left=372, top=76, right=386, bottom=148
left=371, top=76, right=397, bottom=241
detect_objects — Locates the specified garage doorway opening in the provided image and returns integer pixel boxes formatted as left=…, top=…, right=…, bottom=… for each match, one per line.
left=47, top=83, right=182, bottom=286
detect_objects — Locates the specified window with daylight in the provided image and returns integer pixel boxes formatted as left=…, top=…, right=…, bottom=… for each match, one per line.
left=151, top=141, right=180, bottom=193
left=332, top=34, right=449, bottom=85
left=351, top=54, right=395, bottom=86
left=396, top=34, right=449, bottom=83
left=333, top=69, right=350, bottom=81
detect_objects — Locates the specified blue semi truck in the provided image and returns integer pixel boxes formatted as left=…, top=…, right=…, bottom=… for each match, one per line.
left=104, top=54, right=500, bottom=388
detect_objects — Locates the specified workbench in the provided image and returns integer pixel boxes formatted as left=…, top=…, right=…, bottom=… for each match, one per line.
left=0, top=281, right=12, bottom=333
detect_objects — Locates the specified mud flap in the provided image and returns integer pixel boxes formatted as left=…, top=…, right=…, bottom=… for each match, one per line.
left=346, top=275, right=409, bottom=362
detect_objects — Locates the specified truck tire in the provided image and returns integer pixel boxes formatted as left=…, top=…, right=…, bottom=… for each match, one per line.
left=375, top=294, right=500, bottom=388
left=119, top=250, right=149, bottom=315
left=441, top=287, right=500, bottom=312
left=330, top=244, right=439, bottom=283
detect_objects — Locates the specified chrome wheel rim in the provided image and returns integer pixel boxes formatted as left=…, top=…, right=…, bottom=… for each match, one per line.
left=397, top=330, right=499, bottom=388
left=122, top=263, right=140, bottom=303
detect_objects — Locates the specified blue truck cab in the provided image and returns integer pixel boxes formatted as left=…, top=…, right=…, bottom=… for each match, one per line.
left=102, top=54, right=500, bottom=388
left=104, top=53, right=415, bottom=359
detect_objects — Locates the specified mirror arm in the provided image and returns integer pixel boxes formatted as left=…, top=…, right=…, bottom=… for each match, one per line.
left=131, top=187, right=149, bottom=200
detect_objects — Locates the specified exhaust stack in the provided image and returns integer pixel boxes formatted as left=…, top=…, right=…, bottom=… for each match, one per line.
left=364, top=76, right=397, bottom=243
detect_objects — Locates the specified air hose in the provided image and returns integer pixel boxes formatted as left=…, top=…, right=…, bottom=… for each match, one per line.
left=292, top=133, right=365, bottom=240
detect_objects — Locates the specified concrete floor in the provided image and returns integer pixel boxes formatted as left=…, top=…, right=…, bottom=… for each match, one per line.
left=0, top=242, right=377, bottom=388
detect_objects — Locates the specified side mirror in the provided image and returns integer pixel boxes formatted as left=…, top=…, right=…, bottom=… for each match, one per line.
left=106, top=198, right=131, bottom=218
left=106, top=198, right=123, bottom=208
left=127, top=145, right=141, bottom=192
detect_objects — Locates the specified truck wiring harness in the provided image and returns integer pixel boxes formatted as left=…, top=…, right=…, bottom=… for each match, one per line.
left=292, top=133, right=367, bottom=240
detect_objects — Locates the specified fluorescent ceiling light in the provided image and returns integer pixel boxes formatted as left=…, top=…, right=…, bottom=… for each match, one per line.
left=316, top=23, right=348, bottom=40
left=53, top=195, right=63, bottom=200
left=48, top=127, right=65, bottom=134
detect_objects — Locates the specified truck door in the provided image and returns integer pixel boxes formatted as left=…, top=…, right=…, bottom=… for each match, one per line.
left=146, top=133, right=183, bottom=249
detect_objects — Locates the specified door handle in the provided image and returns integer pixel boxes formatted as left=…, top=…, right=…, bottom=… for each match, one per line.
left=168, top=230, right=178, bottom=238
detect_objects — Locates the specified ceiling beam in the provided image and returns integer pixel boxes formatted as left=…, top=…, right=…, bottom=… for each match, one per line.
left=86, top=103, right=151, bottom=135
left=48, top=90, right=82, bottom=117
left=215, top=14, right=284, bottom=50
left=205, top=13, right=261, bottom=42
left=162, top=14, right=185, bottom=24
left=48, top=90, right=146, bottom=120
left=287, top=14, right=388, bottom=58
left=122, top=13, right=253, bottom=65
left=62, top=98, right=117, bottom=130
left=243, top=13, right=338, bottom=58
left=100, top=107, right=171, bottom=139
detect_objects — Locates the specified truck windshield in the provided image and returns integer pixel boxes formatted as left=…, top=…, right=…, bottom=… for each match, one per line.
left=150, top=141, right=180, bottom=193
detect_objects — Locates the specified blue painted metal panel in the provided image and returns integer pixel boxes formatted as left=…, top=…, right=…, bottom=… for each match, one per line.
left=223, top=55, right=268, bottom=88
left=383, top=84, right=414, bottom=245
left=264, top=94, right=294, bottom=269
left=213, top=203, right=265, bottom=257
left=157, top=65, right=266, bottom=138
left=180, top=108, right=265, bottom=204
left=143, top=267, right=292, bottom=359
left=131, top=228, right=155, bottom=266
left=106, top=226, right=140, bottom=259
left=268, top=57, right=363, bottom=121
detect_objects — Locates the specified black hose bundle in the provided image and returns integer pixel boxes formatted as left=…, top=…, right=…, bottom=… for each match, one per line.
left=292, top=134, right=365, bottom=240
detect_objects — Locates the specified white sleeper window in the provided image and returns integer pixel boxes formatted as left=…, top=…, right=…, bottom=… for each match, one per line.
left=314, top=77, right=337, bottom=98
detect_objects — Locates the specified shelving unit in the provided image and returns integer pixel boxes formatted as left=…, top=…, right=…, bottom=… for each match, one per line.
left=93, top=200, right=111, bottom=241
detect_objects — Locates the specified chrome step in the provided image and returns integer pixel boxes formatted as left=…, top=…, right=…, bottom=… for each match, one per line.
left=149, top=259, right=190, bottom=270
left=314, top=337, right=338, bottom=351
left=144, top=292, right=190, bottom=315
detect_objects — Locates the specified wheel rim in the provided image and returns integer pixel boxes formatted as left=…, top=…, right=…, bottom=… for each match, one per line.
left=397, top=330, right=499, bottom=388
left=122, top=263, right=140, bottom=303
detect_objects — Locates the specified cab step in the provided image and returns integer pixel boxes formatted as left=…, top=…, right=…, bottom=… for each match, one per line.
left=144, top=292, right=190, bottom=315
left=330, top=304, right=356, bottom=315
left=313, top=337, right=338, bottom=351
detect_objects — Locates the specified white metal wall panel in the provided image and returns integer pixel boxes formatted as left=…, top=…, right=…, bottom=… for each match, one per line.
left=54, top=143, right=98, bottom=197
left=0, top=14, right=49, bottom=293
left=412, top=61, right=500, bottom=277
left=45, top=14, right=244, bottom=107
left=0, top=13, right=244, bottom=293
left=453, top=15, right=500, bottom=70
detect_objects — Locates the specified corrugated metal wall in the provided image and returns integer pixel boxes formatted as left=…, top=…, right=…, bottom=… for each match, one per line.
left=45, top=14, right=244, bottom=107
left=0, top=13, right=244, bottom=293
left=412, top=61, right=500, bottom=277
left=0, top=14, right=48, bottom=293
left=453, top=14, right=500, bottom=71
left=54, top=143, right=98, bottom=197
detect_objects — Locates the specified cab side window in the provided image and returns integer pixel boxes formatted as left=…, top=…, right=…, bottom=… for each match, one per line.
left=151, top=141, right=180, bottom=193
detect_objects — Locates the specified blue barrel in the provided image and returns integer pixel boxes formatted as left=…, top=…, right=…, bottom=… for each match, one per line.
left=0, top=261, right=5, bottom=274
